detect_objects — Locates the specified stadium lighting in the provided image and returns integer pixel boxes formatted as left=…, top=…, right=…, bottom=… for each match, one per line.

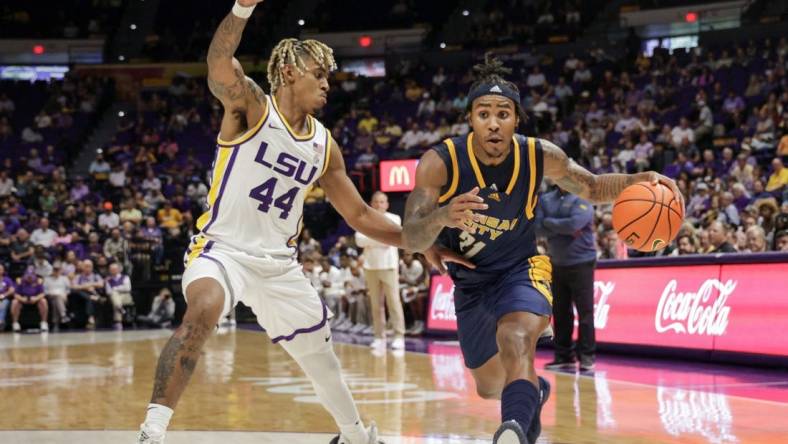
left=33, top=44, right=45, bottom=55
left=440, top=42, right=447, bottom=49
left=462, top=10, right=470, bottom=17
left=118, top=111, right=126, bottom=117
left=359, top=36, right=373, bottom=48
left=297, top=19, right=305, bottom=26
left=118, top=55, right=125, bottom=61
left=685, top=11, right=698, bottom=22
left=130, top=24, right=137, bottom=30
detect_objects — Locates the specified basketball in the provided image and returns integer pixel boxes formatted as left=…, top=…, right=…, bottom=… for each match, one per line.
left=612, top=181, right=684, bottom=252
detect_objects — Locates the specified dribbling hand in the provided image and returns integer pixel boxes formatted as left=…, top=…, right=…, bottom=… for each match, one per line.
left=440, top=187, right=488, bottom=232
left=640, top=171, right=685, bottom=213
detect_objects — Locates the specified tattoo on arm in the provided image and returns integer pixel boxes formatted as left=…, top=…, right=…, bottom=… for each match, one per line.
left=542, top=139, right=639, bottom=204
left=206, top=13, right=254, bottom=103
left=402, top=188, right=446, bottom=252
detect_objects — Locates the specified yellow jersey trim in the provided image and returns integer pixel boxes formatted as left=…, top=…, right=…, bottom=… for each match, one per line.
left=438, top=139, right=459, bottom=203
left=525, top=137, right=537, bottom=219
left=271, top=95, right=315, bottom=141
left=321, top=134, right=333, bottom=176
left=196, top=147, right=234, bottom=231
left=505, top=136, right=520, bottom=195
left=216, top=100, right=269, bottom=146
left=466, top=133, right=486, bottom=189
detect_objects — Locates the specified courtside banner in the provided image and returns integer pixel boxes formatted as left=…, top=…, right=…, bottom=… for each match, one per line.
left=426, top=261, right=788, bottom=357
left=379, top=159, right=418, bottom=192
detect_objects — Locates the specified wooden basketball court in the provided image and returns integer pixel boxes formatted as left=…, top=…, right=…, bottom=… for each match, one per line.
left=1, top=328, right=786, bottom=443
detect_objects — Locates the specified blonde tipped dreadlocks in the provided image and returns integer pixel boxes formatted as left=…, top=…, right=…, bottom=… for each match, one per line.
left=267, top=38, right=337, bottom=93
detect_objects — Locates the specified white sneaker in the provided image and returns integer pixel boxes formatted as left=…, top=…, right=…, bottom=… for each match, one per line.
left=369, top=338, right=386, bottom=349
left=329, top=420, right=382, bottom=444
left=12, top=322, right=21, bottom=332
left=137, top=424, right=166, bottom=443
left=40, top=322, right=49, bottom=332
left=390, top=338, right=405, bottom=350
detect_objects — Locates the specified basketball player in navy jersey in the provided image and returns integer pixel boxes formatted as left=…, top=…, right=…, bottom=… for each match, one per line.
left=402, top=55, right=682, bottom=444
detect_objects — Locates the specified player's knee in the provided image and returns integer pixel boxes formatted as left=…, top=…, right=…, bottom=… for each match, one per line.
left=184, top=278, right=225, bottom=324
left=475, top=384, right=502, bottom=400
left=496, top=325, right=535, bottom=361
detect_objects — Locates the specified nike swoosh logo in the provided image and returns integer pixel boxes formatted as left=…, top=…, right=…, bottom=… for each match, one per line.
left=325, top=336, right=331, bottom=342
left=268, top=123, right=283, bottom=130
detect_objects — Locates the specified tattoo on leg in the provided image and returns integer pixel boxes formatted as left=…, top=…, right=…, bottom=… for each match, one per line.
left=150, top=316, right=212, bottom=404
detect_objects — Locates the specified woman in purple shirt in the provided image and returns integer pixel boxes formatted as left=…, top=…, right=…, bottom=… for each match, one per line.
left=0, top=264, right=14, bottom=331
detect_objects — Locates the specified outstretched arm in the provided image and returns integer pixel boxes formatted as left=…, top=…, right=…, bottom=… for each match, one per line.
left=541, top=139, right=683, bottom=206
left=320, top=140, right=403, bottom=247
left=206, top=0, right=267, bottom=139
left=402, top=150, right=487, bottom=252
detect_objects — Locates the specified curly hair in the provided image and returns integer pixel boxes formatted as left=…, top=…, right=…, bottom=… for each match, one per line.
left=267, top=38, right=337, bottom=93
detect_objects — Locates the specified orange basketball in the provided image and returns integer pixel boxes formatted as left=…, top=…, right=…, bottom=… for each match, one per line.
left=612, top=182, right=684, bottom=252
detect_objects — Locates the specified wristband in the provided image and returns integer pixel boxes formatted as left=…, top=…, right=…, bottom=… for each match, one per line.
left=232, top=1, right=256, bottom=19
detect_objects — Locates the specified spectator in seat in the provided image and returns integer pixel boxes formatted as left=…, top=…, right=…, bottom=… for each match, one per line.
left=766, top=158, right=788, bottom=194
left=745, top=226, right=768, bottom=252
left=298, top=228, right=321, bottom=257
left=0, top=265, right=14, bottom=331
left=32, top=246, right=53, bottom=278
left=0, top=170, right=13, bottom=197
left=70, top=259, right=104, bottom=329
left=105, top=263, right=132, bottom=330
left=708, top=221, right=737, bottom=253
left=157, top=201, right=183, bottom=229
left=718, top=192, right=740, bottom=227
left=671, top=117, right=695, bottom=148
left=775, top=230, right=788, bottom=252
left=138, top=288, right=175, bottom=328
left=44, top=264, right=71, bottom=327
left=10, top=228, right=34, bottom=276
left=31, top=217, right=57, bottom=249
left=399, top=252, right=427, bottom=336
left=89, top=152, right=111, bottom=182
left=672, top=234, right=698, bottom=256
left=98, top=201, right=120, bottom=231
left=104, top=228, right=130, bottom=270
left=10, top=270, right=48, bottom=332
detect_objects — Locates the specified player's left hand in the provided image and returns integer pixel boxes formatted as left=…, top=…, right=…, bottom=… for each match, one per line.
left=423, top=244, right=475, bottom=275
left=640, top=171, right=685, bottom=214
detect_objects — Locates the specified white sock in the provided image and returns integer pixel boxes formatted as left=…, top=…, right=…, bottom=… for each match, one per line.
left=143, top=403, right=174, bottom=431
left=288, top=348, right=367, bottom=443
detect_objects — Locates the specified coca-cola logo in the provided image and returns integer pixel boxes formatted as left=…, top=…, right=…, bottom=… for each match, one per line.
left=593, top=281, right=615, bottom=329
left=430, top=283, right=456, bottom=321
left=655, top=279, right=735, bottom=336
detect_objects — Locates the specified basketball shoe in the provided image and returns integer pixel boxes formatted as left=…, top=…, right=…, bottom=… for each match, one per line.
left=136, top=423, right=165, bottom=443
left=526, top=376, right=551, bottom=443
left=492, top=420, right=526, bottom=444
left=329, top=420, right=383, bottom=444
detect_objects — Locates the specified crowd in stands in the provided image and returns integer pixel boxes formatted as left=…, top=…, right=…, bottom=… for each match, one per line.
left=0, top=1, right=124, bottom=39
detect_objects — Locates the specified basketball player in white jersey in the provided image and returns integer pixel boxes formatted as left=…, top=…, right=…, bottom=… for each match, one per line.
left=137, top=1, right=470, bottom=443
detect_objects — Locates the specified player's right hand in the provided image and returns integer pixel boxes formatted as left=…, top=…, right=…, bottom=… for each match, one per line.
left=237, top=0, right=265, bottom=6
left=441, top=187, right=487, bottom=232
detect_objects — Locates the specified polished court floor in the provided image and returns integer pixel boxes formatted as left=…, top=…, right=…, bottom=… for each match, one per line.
left=1, top=328, right=787, bottom=443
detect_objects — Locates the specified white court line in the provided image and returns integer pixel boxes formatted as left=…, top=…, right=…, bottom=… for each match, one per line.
left=0, top=329, right=173, bottom=350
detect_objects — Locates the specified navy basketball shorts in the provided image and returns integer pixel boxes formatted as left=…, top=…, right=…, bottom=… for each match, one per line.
left=455, top=257, right=553, bottom=369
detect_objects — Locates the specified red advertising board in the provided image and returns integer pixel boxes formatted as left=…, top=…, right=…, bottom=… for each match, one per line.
left=379, top=159, right=418, bottom=192
left=426, top=261, right=788, bottom=357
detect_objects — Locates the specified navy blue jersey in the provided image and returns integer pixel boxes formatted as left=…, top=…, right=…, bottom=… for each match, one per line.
left=434, top=133, right=545, bottom=288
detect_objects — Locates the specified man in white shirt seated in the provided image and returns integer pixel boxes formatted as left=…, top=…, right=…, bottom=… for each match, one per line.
left=320, top=256, right=348, bottom=329
left=44, top=264, right=71, bottom=328
left=355, top=192, right=406, bottom=350
left=671, top=117, right=695, bottom=148
left=105, top=263, right=133, bottom=330
left=399, top=252, right=428, bottom=336
left=31, top=218, right=58, bottom=249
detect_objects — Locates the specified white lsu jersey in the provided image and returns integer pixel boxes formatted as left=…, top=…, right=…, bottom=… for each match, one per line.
left=194, top=95, right=331, bottom=259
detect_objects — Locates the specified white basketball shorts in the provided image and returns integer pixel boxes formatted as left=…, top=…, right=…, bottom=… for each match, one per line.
left=181, top=235, right=332, bottom=344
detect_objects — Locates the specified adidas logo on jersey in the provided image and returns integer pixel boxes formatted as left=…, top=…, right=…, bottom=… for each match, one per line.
left=489, top=192, right=501, bottom=202
left=490, top=85, right=502, bottom=93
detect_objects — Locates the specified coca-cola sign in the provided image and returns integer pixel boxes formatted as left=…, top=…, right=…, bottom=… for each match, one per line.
left=426, top=261, right=788, bottom=357
left=426, top=275, right=457, bottom=331
left=654, top=279, right=734, bottom=336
